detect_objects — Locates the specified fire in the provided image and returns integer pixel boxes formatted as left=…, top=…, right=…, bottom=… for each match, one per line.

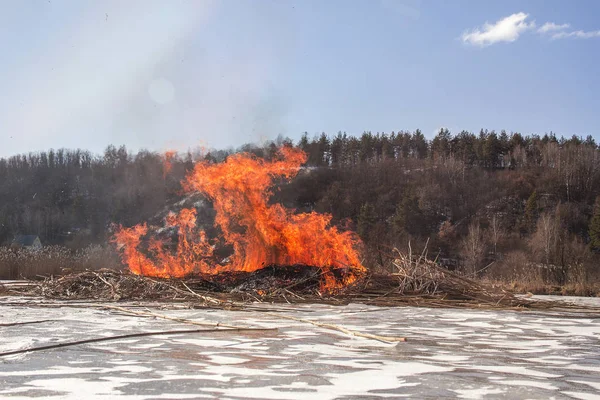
left=162, top=150, right=177, bottom=179
left=113, top=146, right=365, bottom=291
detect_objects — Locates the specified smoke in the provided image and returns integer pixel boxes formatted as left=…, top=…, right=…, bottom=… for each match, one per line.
left=0, top=0, right=291, bottom=157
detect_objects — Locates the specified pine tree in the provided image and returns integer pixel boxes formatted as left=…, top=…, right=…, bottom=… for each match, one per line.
left=317, top=133, right=331, bottom=166
left=393, top=192, right=424, bottom=236
left=589, top=197, right=600, bottom=251
left=413, top=129, right=428, bottom=159
left=431, top=128, right=452, bottom=160
left=298, top=133, right=310, bottom=154
left=357, top=202, right=378, bottom=239
left=483, top=132, right=501, bottom=168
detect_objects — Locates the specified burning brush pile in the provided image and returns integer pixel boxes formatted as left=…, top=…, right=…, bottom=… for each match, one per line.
left=113, top=146, right=365, bottom=293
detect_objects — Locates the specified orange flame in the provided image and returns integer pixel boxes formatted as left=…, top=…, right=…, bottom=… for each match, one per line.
left=163, top=150, right=177, bottom=179
left=113, top=147, right=365, bottom=291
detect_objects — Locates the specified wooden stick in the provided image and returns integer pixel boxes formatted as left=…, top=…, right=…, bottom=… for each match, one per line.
left=92, top=271, right=116, bottom=295
left=180, top=281, right=223, bottom=305
left=104, top=300, right=405, bottom=344
left=269, top=313, right=406, bottom=343
left=99, top=304, right=274, bottom=331
left=0, top=326, right=270, bottom=358
left=136, top=275, right=225, bottom=306
left=0, top=319, right=54, bottom=327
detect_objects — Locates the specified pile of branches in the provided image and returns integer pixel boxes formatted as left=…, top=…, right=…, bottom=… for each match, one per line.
left=18, top=254, right=549, bottom=309
left=385, top=248, right=527, bottom=307
left=31, top=265, right=325, bottom=302
left=35, top=269, right=193, bottom=301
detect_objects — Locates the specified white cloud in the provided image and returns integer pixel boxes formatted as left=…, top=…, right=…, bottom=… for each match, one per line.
left=538, top=22, right=570, bottom=34
left=462, top=12, right=536, bottom=47
left=461, top=13, right=600, bottom=46
left=537, top=21, right=600, bottom=39
left=551, top=29, right=600, bottom=39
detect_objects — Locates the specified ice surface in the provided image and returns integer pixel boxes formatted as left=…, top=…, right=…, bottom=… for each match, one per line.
left=1, top=296, right=599, bottom=399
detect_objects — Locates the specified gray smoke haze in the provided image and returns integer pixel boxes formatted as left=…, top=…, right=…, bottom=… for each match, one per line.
left=0, top=0, right=292, bottom=157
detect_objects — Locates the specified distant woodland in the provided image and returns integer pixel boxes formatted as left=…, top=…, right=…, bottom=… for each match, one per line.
left=1, top=129, right=600, bottom=291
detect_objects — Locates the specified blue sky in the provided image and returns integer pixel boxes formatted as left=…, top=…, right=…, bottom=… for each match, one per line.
left=1, top=0, right=599, bottom=157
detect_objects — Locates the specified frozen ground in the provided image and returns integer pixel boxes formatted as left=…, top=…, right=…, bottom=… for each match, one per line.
left=1, top=296, right=599, bottom=399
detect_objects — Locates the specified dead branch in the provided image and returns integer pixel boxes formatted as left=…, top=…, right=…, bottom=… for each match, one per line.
left=269, top=313, right=406, bottom=343
left=0, top=326, right=274, bottom=358
left=0, top=319, right=54, bottom=327
left=180, top=281, right=223, bottom=305
left=99, top=304, right=273, bottom=331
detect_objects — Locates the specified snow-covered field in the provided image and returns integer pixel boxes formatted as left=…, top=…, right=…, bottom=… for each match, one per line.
left=1, top=296, right=599, bottom=399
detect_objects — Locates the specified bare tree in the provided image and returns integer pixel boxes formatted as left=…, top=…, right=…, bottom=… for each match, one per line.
left=461, top=221, right=486, bottom=276
left=489, top=214, right=504, bottom=257
left=530, top=211, right=559, bottom=267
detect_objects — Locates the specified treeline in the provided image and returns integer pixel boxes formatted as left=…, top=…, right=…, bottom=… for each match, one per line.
left=0, top=145, right=194, bottom=246
left=286, top=130, right=600, bottom=291
left=1, top=129, right=600, bottom=290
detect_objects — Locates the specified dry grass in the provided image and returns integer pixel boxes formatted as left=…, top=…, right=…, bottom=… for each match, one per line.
left=482, top=250, right=600, bottom=297
left=0, top=245, right=122, bottom=280
left=485, top=279, right=600, bottom=297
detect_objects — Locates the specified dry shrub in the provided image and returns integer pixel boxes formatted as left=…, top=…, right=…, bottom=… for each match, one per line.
left=560, top=261, right=600, bottom=296
left=485, top=247, right=600, bottom=296
left=486, top=251, right=525, bottom=280
left=0, top=245, right=122, bottom=280
left=485, top=251, right=548, bottom=294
